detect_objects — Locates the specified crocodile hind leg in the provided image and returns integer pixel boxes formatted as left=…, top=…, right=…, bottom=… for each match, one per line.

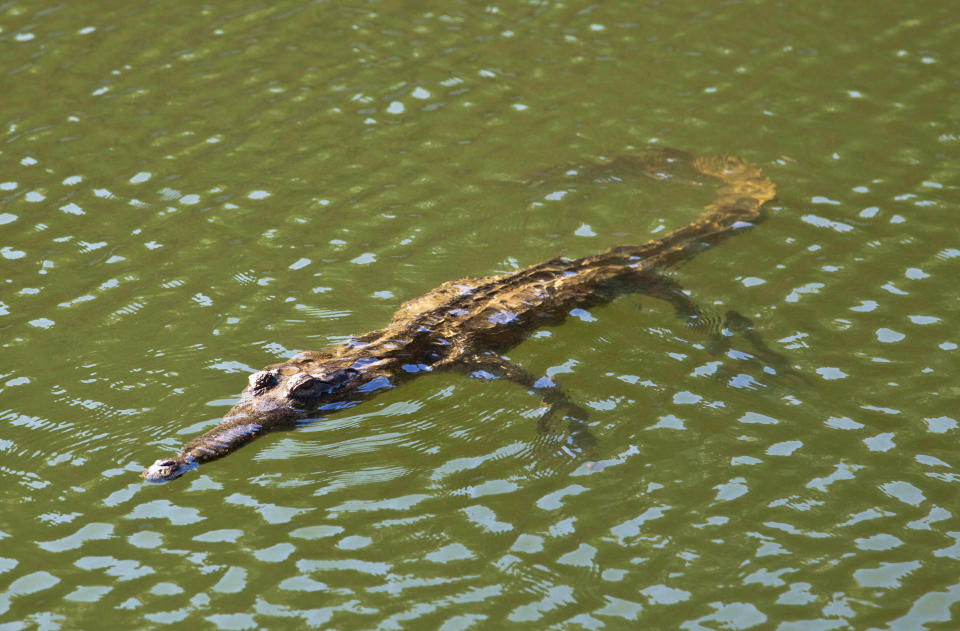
left=454, top=353, right=598, bottom=455
left=636, top=273, right=799, bottom=384
left=711, top=311, right=804, bottom=386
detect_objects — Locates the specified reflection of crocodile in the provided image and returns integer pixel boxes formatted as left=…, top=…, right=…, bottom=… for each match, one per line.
left=143, top=147, right=777, bottom=482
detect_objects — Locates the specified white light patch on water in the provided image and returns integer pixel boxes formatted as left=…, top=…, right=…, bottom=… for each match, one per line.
left=801, top=214, right=852, bottom=232
left=351, top=252, right=376, bottom=265
left=557, top=543, right=596, bottom=568
left=569, top=308, right=595, bottom=322
left=811, top=196, right=841, bottom=205
left=7, top=571, right=60, bottom=596
left=864, top=432, right=895, bottom=452
left=425, top=543, right=474, bottom=563
left=807, top=463, right=858, bottom=492
left=880, top=481, right=925, bottom=506
left=574, top=223, right=596, bottom=237
left=855, top=534, right=903, bottom=551
left=650, top=414, right=685, bottom=430
left=851, top=300, right=877, bottom=312
left=288, top=258, right=310, bottom=270
left=36, top=522, right=114, bottom=552
left=289, top=525, right=344, bottom=540
left=739, top=411, right=778, bottom=425
left=876, top=327, right=905, bottom=343
left=673, top=391, right=701, bottom=405
left=767, top=441, right=802, bottom=456
left=461, top=505, right=512, bottom=533
left=853, top=561, right=921, bottom=589
left=825, top=416, right=863, bottom=430
left=536, top=484, right=587, bottom=511
left=785, top=282, right=824, bottom=303
left=193, top=529, right=242, bottom=543
left=714, top=478, right=748, bottom=501
left=65, top=585, right=112, bottom=602
left=816, top=367, right=847, bottom=380
left=924, top=416, right=956, bottom=433
left=609, top=506, right=670, bottom=541
left=124, top=499, right=204, bottom=525
left=337, top=535, right=372, bottom=550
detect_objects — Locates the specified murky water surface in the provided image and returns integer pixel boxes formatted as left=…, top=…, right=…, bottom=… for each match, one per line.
left=2, top=1, right=959, bottom=628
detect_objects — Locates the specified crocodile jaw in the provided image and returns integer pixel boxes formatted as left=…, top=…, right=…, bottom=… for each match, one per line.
left=141, top=457, right=197, bottom=483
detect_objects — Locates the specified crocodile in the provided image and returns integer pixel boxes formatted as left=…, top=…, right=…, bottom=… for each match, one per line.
left=142, top=147, right=777, bottom=482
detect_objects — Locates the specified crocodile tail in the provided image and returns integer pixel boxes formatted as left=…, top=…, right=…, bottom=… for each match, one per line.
left=692, top=155, right=776, bottom=219
left=586, top=152, right=777, bottom=270
left=639, top=153, right=776, bottom=267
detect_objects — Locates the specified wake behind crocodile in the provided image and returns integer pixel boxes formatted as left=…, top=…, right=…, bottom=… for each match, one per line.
left=142, top=147, right=779, bottom=482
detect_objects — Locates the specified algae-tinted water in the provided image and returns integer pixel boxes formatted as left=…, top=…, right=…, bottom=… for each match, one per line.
left=2, top=1, right=959, bottom=628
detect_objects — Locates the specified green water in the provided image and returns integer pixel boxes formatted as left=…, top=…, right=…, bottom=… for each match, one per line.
left=2, top=0, right=959, bottom=628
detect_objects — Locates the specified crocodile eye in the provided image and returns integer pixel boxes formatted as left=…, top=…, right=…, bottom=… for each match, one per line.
left=287, top=372, right=325, bottom=399
left=325, top=367, right=360, bottom=387
left=286, top=369, right=360, bottom=400
left=247, top=370, right=278, bottom=392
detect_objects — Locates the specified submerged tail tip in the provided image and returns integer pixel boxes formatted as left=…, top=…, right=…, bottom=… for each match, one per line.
left=694, top=154, right=777, bottom=210
left=692, top=155, right=756, bottom=179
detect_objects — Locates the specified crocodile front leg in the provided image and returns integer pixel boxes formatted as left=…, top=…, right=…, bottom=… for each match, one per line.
left=454, top=353, right=597, bottom=453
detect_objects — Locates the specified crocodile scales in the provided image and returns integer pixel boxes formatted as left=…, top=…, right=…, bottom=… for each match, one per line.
left=143, top=147, right=777, bottom=482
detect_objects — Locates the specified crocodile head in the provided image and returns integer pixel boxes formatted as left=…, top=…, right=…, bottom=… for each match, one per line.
left=233, top=364, right=365, bottom=420
left=142, top=361, right=370, bottom=482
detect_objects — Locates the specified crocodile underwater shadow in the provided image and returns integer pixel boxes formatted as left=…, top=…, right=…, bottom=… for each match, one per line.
left=142, top=147, right=779, bottom=482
